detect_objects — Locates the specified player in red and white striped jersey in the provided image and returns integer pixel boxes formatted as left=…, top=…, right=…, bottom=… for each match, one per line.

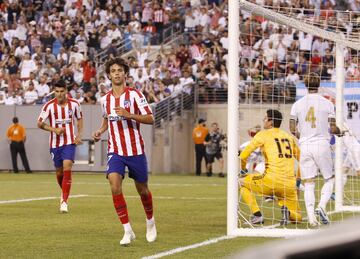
left=37, top=80, right=83, bottom=213
left=92, top=58, right=156, bottom=246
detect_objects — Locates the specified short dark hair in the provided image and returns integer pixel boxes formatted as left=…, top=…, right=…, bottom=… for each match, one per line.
left=105, top=57, right=129, bottom=75
left=13, top=117, right=19, bottom=124
left=266, top=109, right=282, bottom=128
left=304, top=72, right=320, bottom=91
left=54, top=79, right=66, bottom=88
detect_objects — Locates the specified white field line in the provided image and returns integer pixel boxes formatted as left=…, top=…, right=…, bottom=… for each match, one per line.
left=0, top=181, right=224, bottom=187
left=0, top=194, right=88, bottom=204
left=141, top=235, right=235, bottom=259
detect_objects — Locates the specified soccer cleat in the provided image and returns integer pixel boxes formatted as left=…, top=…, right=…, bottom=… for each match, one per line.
left=308, top=219, right=321, bottom=227
left=120, top=230, right=136, bottom=246
left=315, top=207, right=329, bottom=225
left=264, top=196, right=275, bottom=203
left=280, top=206, right=290, bottom=226
left=60, top=201, right=68, bottom=213
left=249, top=215, right=264, bottom=225
left=146, top=217, right=157, bottom=243
left=330, top=192, right=336, bottom=201
left=218, top=172, right=225, bottom=178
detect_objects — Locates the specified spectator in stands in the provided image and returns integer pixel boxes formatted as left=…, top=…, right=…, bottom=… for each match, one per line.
left=6, top=117, right=32, bottom=173
left=24, top=81, right=39, bottom=105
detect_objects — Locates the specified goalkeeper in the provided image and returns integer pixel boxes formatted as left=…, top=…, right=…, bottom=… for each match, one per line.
left=239, top=109, right=302, bottom=225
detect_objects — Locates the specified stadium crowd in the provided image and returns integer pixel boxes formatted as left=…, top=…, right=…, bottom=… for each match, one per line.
left=0, top=0, right=360, bottom=106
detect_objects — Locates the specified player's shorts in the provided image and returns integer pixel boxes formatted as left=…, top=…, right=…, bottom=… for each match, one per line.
left=206, top=152, right=223, bottom=164
left=253, top=162, right=265, bottom=174
left=300, top=140, right=334, bottom=180
left=50, top=144, right=76, bottom=168
left=106, top=153, right=148, bottom=183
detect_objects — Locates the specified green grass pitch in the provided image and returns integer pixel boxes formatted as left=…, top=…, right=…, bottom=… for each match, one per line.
left=0, top=173, right=271, bottom=258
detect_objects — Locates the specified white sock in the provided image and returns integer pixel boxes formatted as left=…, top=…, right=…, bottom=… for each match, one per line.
left=123, top=222, right=132, bottom=232
left=146, top=216, right=155, bottom=225
left=304, top=182, right=316, bottom=221
left=319, top=178, right=334, bottom=210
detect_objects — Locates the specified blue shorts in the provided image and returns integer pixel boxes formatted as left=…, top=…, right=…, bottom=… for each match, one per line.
left=106, top=153, right=148, bottom=183
left=50, top=144, right=76, bottom=168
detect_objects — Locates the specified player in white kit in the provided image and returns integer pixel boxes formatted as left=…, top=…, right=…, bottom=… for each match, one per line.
left=290, top=73, right=339, bottom=226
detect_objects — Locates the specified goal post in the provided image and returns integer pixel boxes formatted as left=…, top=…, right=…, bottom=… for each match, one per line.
left=227, top=0, right=360, bottom=237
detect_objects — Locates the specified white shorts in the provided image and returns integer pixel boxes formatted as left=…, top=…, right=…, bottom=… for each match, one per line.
left=253, top=162, right=265, bottom=174
left=343, top=134, right=360, bottom=171
left=300, top=140, right=334, bottom=180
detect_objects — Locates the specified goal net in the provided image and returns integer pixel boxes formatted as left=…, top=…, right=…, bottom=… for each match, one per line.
left=227, top=0, right=360, bottom=237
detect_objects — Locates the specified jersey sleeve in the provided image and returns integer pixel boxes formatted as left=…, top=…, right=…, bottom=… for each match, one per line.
left=134, top=90, right=152, bottom=115
left=240, top=132, right=265, bottom=169
left=38, top=103, right=50, bottom=123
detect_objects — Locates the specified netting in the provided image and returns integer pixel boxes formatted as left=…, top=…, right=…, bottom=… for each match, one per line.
left=230, top=1, right=360, bottom=237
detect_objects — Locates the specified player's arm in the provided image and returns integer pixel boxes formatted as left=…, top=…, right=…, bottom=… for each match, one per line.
left=289, top=118, right=298, bottom=138
left=92, top=118, right=108, bottom=142
left=37, top=120, right=64, bottom=135
left=74, top=117, right=83, bottom=144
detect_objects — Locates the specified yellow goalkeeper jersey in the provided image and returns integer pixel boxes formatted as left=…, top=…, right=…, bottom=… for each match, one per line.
left=240, top=128, right=300, bottom=184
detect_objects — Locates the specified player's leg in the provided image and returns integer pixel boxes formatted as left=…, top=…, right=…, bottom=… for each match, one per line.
left=315, top=141, right=334, bottom=224
left=279, top=185, right=302, bottom=224
left=239, top=174, right=272, bottom=224
left=55, top=167, right=64, bottom=188
left=128, top=154, right=156, bottom=243
left=300, top=143, right=319, bottom=226
left=60, top=144, right=76, bottom=212
left=195, top=145, right=202, bottom=176
left=107, top=154, right=135, bottom=245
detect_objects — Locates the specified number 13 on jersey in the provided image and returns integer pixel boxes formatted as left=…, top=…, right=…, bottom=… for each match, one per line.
left=305, top=106, right=316, bottom=128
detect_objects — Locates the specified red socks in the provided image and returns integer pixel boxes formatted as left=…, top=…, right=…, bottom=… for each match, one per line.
left=61, top=170, right=72, bottom=202
left=141, top=192, right=153, bottom=220
left=113, top=193, right=129, bottom=224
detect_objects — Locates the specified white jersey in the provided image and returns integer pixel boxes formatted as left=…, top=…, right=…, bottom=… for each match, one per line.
left=290, top=93, right=335, bottom=144
left=38, top=98, right=83, bottom=148
left=239, top=141, right=264, bottom=172
left=101, top=87, right=152, bottom=156
left=342, top=132, right=360, bottom=171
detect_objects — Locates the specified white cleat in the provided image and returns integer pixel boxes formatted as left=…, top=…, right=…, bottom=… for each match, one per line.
left=120, top=230, right=136, bottom=246
left=308, top=219, right=321, bottom=227
left=60, top=201, right=68, bottom=213
left=146, top=217, right=157, bottom=243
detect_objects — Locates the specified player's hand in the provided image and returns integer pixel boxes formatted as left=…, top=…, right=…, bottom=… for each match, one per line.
left=54, top=127, right=64, bottom=135
left=92, top=130, right=102, bottom=142
left=114, top=107, right=132, bottom=119
left=74, top=135, right=82, bottom=145
left=239, top=169, right=248, bottom=178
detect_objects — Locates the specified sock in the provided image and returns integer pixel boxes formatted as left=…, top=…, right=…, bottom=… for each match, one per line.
left=253, top=211, right=262, bottom=217
left=140, top=192, right=153, bottom=220
left=319, top=178, right=334, bottom=210
left=304, top=182, right=316, bottom=221
left=342, top=174, right=348, bottom=189
left=113, top=193, right=129, bottom=224
left=56, top=174, right=63, bottom=188
left=61, top=170, right=72, bottom=202
left=240, top=187, right=260, bottom=214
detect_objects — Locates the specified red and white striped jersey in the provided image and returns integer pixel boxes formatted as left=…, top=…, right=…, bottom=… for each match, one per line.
left=101, top=87, right=152, bottom=156
left=38, top=98, right=83, bottom=148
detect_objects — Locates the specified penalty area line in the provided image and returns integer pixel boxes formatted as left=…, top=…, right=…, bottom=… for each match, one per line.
left=0, top=194, right=89, bottom=204
left=141, top=235, right=235, bottom=259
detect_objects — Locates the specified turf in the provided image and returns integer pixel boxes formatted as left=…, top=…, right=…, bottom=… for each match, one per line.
left=0, top=173, right=271, bottom=258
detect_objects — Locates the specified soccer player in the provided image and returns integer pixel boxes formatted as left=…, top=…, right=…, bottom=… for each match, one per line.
left=290, top=72, right=339, bottom=226
left=239, top=109, right=302, bottom=225
left=37, top=80, right=83, bottom=213
left=92, top=57, right=156, bottom=246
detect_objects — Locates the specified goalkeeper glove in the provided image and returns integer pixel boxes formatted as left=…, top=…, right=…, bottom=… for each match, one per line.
left=239, top=169, right=248, bottom=178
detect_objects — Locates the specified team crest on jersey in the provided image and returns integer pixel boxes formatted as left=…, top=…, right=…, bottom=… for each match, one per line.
left=124, top=99, right=131, bottom=109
